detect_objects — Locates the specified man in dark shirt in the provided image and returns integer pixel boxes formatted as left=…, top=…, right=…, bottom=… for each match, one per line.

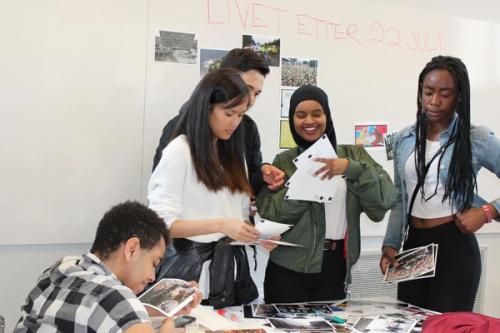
left=152, top=48, right=284, bottom=194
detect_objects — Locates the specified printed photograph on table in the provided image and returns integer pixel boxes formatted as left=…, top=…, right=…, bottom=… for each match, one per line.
left=281, top=57, right=318, bottom=87
left=205, top=328, right=266, bottom=333
left=242, top=34, right=280, bottom=66
left=280, top=119, right=297, bottom=149
left=281, top=88, right=295, bottom=117
left=354, top=123, right=387, bottom=148
left=334, top=299, right=409, bottom=316
left=252, top=304, right=280, bottom=318
left=275, top=303, right=334, bottom=316
left=268, top=317, right=333, bottom=331
left=154, top=30, right=198, bottom=64
left=352, top=313, right=417, bottom=333
left=200, top=48, right=229, bottom=77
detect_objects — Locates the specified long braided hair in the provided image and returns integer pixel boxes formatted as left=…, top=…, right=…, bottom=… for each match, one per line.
left=415, top=55, right=476, bottom=211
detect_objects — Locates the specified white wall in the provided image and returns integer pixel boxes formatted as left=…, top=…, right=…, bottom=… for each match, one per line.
left=1, top=0, right=499, bottom=331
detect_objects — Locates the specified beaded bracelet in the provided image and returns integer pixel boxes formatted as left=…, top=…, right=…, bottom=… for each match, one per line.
left=482, top=204, right=493, bottom=223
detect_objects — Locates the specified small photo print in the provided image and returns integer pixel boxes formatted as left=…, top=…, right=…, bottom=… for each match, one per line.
left=268, top=317, right=333, bottom=331
left=200, top=48, right=229, bottom=77
left=155, top=30, right=198, bottom=64
left=242, top=34, right=280, bottom=67
left=384, top=131, right=397, bottom=160
left=362, top=314, right=417, bottom=333
left=252, top=304, right=279, bottom=317
left=139, top=278, right=196, bottom=317
left=384, top=244, right=437, bottom=284
left=274, top=303, right=333, bottom=316
left=281, top=57, right=318, bottom=87
left=281, top=88, right=295, bottom=117
left=354, top=124, right=387, bottom=148
left=205, top=328, right=266, bottom=333
left=280, top=119, right=297, bottom=149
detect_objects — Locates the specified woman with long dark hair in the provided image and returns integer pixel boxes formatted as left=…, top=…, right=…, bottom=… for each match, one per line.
left=256, top=85, right=398, bottom=303
left=148, top=68, right=261, bottom=307
left=380, top=56, right=500, bottom=312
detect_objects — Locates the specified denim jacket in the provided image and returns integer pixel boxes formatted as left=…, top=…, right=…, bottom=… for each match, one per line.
left=383, top=114, right=500, bottom=250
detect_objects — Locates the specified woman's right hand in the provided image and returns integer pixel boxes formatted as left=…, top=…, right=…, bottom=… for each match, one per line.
left=221, top=219, right=260, bottom=243
left=379, top=246, right=398, bottom=275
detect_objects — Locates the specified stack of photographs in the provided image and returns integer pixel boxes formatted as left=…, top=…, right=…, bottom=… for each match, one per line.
left=243, top=299, right=440, bottom=333
left=332, top=299, right=439, bottom=333
left=247, top=303, right=338, bottom=331
left=384, top=243, right=438, bottom=284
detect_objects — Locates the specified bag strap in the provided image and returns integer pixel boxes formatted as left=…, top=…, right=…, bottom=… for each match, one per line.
left=407, top=139, right=455, bottom=219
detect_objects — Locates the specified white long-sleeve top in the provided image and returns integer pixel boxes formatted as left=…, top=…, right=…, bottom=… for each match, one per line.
left=148, top=135, right=250, bottom=243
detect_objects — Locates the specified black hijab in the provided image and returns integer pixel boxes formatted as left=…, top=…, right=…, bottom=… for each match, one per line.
left=288, top=85, right=337, bottom=150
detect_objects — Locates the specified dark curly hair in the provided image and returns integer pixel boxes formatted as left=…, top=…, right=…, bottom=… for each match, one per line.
left=90, top=201, right=169, bottom=259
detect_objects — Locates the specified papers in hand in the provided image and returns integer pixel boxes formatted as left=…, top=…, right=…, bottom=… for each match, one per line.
left=230, top=215, right=301, bottom=247
left=138, top=278, right=196, bottom=317
left=285, top=134, right=341, bottom=203
left=384, top=243, right=438, bottom=284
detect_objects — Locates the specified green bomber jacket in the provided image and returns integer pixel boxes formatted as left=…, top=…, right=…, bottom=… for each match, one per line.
left=256, top=144, right=399, bottom=286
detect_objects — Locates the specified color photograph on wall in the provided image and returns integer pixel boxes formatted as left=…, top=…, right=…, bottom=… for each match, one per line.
left=154, top=30, right=198, bottom=64
left=281, top=88, right=295, bottom=118
left=281, top=57, right=318, bottom=87
left=200, top=48, right=229, bottom=76
left=242, top=34, right=280, bottom=67
left=354, top=123, right=388, bottom=148
left=280, top=119, right=297, bottom=149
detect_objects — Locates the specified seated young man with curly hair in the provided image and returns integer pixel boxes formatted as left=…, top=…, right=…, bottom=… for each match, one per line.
left=14, top=201, right=201, bottom=333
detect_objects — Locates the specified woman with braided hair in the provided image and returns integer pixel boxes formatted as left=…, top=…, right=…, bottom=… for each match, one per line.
left=380, top=56, right=500, bottom=312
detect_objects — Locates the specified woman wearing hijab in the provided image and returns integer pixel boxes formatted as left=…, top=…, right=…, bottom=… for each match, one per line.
left=256, top=85, right=398, bottom=303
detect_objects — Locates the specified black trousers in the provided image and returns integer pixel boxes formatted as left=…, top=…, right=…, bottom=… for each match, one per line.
left=264, top=247, right=346, bottom=303
left=398, top=221, right=481, bottom=312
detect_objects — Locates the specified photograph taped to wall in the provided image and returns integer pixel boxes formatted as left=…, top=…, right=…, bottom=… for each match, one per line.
left=155, top=30, right=198, bottom=64
left=354, top=123, right=388, bottom=149
left=242, top=34, right=280, bottom=67
left=281, top=88, right=295, bottom=117
left=280, top=119, right=297, bottom=149
left=281, top=57, right=318, bottom=87
left=200, top=48, right=229, bottom=77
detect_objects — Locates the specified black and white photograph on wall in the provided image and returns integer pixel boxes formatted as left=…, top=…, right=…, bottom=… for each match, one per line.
left=242, top=34, right=280, bottom=66
left=200, top=48, right=229, bottom=77
left=281, top=88, right=295, bottom=117
left=155, top=30, right=198, bottom=64
left=281, top=57, right=318, bottom=87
